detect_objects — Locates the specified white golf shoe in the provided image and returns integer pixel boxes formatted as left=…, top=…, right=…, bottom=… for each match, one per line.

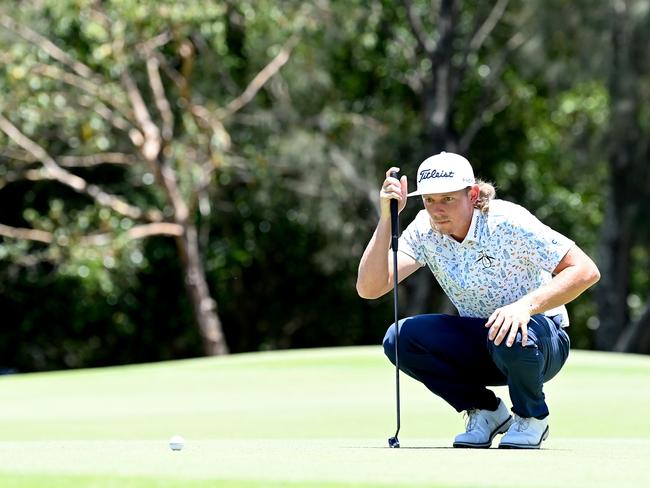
left=499, top=415, right=549, bottom=449
left=453, top=399, right=513, bottom=448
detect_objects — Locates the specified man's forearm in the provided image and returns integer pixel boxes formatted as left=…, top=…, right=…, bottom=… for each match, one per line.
left=356, top=217, right=392, bottom=299
left=517, top=264, right=600, bottom=315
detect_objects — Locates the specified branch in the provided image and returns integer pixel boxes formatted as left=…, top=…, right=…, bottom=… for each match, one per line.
left=7, top=9, right=136, bottom=129
left=59, top=153, right=137, bottom=167
left=469, top=0, right=510, bottom=53
left=76, top=95, right=133, bottom=133
left=153, top=50, right=189, bottom=93
left=146, top=56, right=174, bottom=142
left=133, top=31, right=176, bottom=142
left=0, top=112, right=159, bottom=221
left=457, top=24, right=529, bottom=153
left=0, top=222, right=183, bottom=247
left=217, top=35, right=299, bottom=119
left=453, top=17, right=530, bottom=146
left=32, top=63, right=136, bottom=126
left=121, top=71, right=161, bottom=161
left=0, top=223, right=53, bottom=244
left=12, top=249, right=57, bottom=268
left=136, top=31, right=172, bottom=55
left=402, top=0, right=436, bottom=55
left=189, top=154, right=221, bottom=218
left=329, top=147, right=381, bottom=219
left=120, top=69, right=190, bottom=224
left=458, top=94, right=510, bottom=154
left=0, top=147, right=37, bottom=163
left=191, top=105, right=232, bottom=150
left=0, top=167, right=47, bottom=190
left=82, top=222, right=184, bottom=246
left=0, top=13, right=96, bottom=80
left=456, top=0, right=516, bottom=89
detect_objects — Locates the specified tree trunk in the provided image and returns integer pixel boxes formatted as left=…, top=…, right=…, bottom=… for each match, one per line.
left=594, top=192, right=632, bottom=349
left=615, top=301, right=650, bottom=353
left=594, top=1, right=641, bottom=351
left=424, top=0, right=458, bottom=154
left=403, top=0, right=460, bottom=316
left=175, top=223, right=229, bottom=355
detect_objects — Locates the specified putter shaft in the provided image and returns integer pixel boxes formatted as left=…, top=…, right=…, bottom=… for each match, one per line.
left=389, top=172, right=401, bottom=446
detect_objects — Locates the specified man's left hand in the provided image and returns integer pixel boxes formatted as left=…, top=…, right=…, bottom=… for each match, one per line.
left=485, top=301, right=532, bottom=347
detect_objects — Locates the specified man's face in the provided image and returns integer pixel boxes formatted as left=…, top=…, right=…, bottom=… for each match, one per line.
left=421, top=186, right=478, bottom=241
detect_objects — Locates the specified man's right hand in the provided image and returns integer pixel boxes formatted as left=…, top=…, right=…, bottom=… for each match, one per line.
left=380, top=167, right=409, bottom=218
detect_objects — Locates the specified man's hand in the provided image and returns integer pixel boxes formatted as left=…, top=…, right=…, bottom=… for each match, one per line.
left=485, top=301, right=533, bottom=347
left=380, top=167, right=408, bottom=219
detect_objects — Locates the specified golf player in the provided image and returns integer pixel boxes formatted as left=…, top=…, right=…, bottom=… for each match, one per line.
left=356, top=152, right=600, bottom=449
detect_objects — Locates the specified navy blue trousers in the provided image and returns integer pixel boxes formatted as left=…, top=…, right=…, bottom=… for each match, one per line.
left=383, top=314, right=570, bottom=419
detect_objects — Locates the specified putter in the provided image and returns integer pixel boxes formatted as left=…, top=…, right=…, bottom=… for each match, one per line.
left=387, top=170, right=401, bottom=449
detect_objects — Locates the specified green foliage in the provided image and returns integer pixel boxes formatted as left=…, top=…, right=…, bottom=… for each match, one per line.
left=1, top=0, right=644, bottom=369
left=470, top=79, right=610, bottom=348
left=201, top=154, right=393, bottom=353
left=0, top=0, right=398, bottom=370
left=0, top=0, right=293, bottom=369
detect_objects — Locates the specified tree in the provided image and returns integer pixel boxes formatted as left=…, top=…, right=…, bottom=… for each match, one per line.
left=371, top=0, right=535, bottom=315
left=595, top=0, right=650, bottom=352
left=0, top=1, right=299, bottom=356
left=518, top=0, right=650, bottom=352
left=1, top=1, right=643, bottom=370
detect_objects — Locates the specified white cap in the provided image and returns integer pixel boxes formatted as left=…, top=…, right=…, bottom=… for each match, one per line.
left=407, top=152, right=475, bottom=196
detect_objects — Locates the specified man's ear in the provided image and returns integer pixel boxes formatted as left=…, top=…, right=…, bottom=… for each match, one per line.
left=469, top=185, right=480, bottom=203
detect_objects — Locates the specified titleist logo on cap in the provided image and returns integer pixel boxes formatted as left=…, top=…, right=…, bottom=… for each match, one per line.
left=418, top=169, right=454, bottom=183
left=407, top=152, right=475, bottom=197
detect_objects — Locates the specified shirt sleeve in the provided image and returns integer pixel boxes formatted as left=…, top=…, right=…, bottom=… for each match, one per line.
left=511, top=207, right=575, bottom=273
left=398, top=212, right=428, bottom=266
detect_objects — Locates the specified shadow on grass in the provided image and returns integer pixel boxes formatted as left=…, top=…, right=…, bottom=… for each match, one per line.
left=343, top=446, right=454, bottom=450
left=345, top=446, right=570, bottom=450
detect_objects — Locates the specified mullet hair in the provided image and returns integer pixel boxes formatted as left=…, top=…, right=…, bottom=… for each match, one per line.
left=473, top=179, right=496, bottom=213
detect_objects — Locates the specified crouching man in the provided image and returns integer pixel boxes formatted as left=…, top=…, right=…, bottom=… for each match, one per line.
left=356, top=152, right=600, bottom=449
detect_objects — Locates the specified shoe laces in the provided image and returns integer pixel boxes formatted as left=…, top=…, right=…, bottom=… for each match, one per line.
left=464, top=409, right=480, bottom=431
left=513, top=415, right=530, bottom=432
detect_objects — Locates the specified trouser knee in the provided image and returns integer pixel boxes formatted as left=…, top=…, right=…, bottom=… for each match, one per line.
left=489, top=315, right=569, bottom=383
left=383, top=318, right=424, bottom=372
left=383, top=323, right=398, bottom=365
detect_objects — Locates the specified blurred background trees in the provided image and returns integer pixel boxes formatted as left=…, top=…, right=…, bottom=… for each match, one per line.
left=0, top=0, right=648, bottom=372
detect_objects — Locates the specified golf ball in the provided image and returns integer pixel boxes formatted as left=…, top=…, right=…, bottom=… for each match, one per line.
left=169, top=435, right=185, bottom=451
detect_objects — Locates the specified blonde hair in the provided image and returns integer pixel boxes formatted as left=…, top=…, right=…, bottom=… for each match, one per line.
left=473, top=179, right=496, bottom=213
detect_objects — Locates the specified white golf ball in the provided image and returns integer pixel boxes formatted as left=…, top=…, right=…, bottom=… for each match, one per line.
left=169, top=435, right=185, bottom=451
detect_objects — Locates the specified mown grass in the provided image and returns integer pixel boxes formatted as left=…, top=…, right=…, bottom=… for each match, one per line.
left=0, top=347, right=649, bottom=487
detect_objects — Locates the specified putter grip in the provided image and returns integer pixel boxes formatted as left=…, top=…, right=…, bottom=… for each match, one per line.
left=389, top=171, right=399, bottom=251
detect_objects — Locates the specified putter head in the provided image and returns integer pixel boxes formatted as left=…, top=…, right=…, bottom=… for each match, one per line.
left=388, top=436, right=400, bottom=448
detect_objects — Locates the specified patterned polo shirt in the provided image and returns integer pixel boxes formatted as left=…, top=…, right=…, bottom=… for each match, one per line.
left=399, top=199, right=575, bottom=326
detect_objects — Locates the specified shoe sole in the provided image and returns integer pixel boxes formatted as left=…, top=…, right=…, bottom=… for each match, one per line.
left=453, top=416, right=514, bottom=449
left=499, top=425, right=550, bottom=449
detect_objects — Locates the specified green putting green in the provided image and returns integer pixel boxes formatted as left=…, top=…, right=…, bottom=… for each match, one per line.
left=0, top=347, right=649, bottom=487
